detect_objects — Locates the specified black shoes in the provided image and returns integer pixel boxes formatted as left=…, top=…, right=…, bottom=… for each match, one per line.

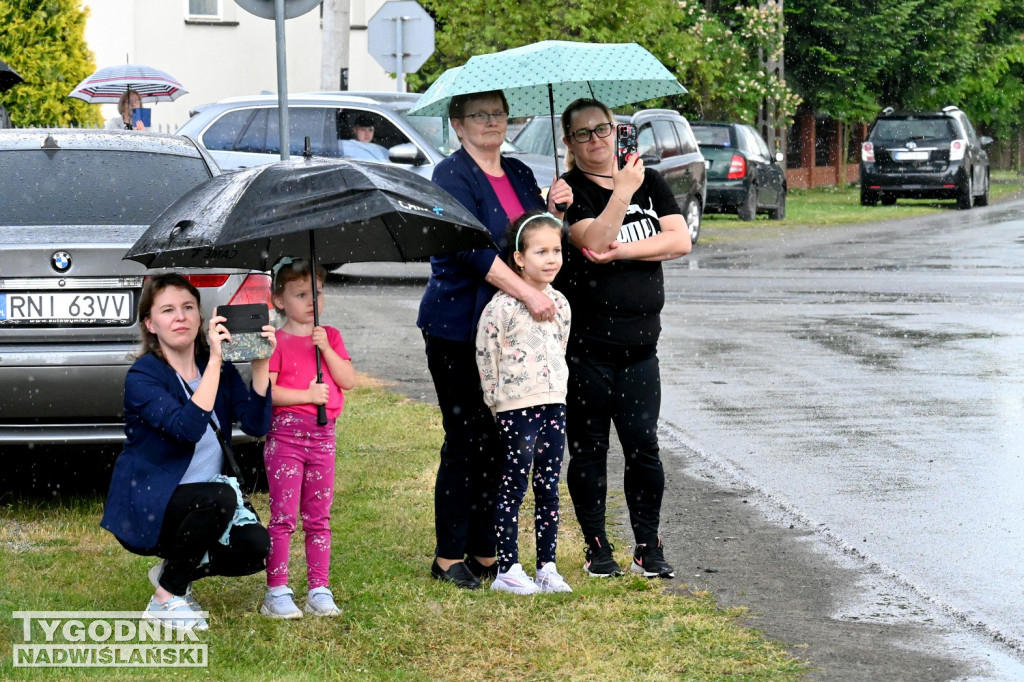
left=464, top=555, right=499, bottom=580
left=430, top=559, right=481, bottom=589
left=631, top=538, right=675, bottom=579
left=584, top=537, right=623, bottom=577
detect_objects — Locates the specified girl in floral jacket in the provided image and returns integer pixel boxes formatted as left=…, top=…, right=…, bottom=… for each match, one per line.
left=475, top=212, right=572, bottom=595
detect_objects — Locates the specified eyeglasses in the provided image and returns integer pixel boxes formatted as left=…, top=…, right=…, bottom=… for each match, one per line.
left=569, top=122, right=613, bottom=143
left=462, top=111, right=509, bottom=124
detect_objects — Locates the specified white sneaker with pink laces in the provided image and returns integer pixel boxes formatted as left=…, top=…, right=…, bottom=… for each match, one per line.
left=490, top=563, right=541, bottom=595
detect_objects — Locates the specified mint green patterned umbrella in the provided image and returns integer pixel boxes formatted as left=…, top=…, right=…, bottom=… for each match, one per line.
left=408, top=40, right=686, bottom=177
left=408, top=40, right=685, bottom=118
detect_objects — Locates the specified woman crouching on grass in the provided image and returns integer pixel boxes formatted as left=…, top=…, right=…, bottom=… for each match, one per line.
left=101, top=273, right=275, bottom=631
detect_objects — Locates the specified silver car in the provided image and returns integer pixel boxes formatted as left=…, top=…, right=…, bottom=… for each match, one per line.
left=175, top=91, right=558, bottom=188
left=0, top=129, right=271, bottom=452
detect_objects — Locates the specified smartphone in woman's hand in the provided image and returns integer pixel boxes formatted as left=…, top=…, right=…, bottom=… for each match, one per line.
left=217, top=304, right=273, bottom=362
left=616, top=124, right=638, bottom=169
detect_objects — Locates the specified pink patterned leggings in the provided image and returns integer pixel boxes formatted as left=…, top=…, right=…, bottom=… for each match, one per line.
left=263, top=411, right=336, bottom=590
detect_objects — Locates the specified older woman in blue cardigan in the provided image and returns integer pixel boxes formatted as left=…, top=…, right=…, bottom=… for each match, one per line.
left=417, top=89, right=573, bottom=589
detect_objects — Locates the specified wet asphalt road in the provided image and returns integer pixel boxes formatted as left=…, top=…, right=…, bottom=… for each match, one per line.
left=323, top=199, right=1024, bottom=680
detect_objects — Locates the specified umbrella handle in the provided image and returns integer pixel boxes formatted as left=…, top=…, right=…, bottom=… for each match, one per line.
left=309, top=231, right=329, bottom=427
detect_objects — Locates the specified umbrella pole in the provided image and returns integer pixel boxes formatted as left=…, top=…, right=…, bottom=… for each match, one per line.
left=548, top=84, right=567, bottom=213
left=308, top=232, right=329, bottom=426
left=547, top=84, right=561, bottom=178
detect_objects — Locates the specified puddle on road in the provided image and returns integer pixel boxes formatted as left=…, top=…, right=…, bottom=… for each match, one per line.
left=790, top=317, right=1003, bottom=371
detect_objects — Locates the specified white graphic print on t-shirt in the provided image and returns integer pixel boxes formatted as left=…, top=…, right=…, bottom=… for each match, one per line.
left=616, top=197, right=662, bottom=243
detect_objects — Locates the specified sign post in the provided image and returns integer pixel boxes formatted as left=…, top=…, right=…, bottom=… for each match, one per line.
left=234, top=0, right=322, bottom=160
left=367, top=0, right=434, bottom=92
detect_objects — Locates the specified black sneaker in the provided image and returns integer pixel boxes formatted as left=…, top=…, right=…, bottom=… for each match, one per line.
left=464, top=556, right=499, bottom=580
left=631, top=539, right=675, bottom=579
left=431, top=559, right=481, bottom=589
left=584, top=538, right=622, bottom=577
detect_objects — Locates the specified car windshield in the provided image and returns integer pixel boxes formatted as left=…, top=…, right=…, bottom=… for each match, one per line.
left=1, top=150, right=211, bottom=225
left=872, top=118, right=957, bottom=142
left=393, top=106, right=526, bottom=156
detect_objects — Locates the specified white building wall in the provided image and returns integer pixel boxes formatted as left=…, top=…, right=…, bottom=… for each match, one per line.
left=349, top=0, right=400, bottom=93
left=82, top=0, right=403, bottom=132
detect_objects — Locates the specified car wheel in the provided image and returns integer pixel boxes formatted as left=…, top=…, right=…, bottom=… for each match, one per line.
left=957, top=170, right=974, bottom=210
left=860, top=188, right=878, bottom=206
left=684, top=197, right=701, bottom=245
left=975, top=170, right=990, bottom=207
left=768, top=189, right=786, bottom=220
left=880, top=193, right=897, bottom=206
left=737, top=186, right=757, bottom=221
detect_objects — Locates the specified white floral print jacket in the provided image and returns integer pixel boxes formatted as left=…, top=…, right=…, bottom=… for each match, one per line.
left=475, top=286, right=571, bottom=414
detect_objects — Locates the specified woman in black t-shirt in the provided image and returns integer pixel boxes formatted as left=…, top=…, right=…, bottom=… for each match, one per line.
left=554, top=98, right=692, bottom=579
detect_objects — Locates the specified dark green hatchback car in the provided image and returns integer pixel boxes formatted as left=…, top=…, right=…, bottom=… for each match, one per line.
left=691, top=122, right=787, bottom=221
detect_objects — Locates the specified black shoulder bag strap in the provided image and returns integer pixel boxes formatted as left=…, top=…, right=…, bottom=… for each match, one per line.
left=179, top=375, right=247, bottom=489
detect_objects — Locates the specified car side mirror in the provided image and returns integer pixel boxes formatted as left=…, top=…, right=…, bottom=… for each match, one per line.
left=640, top=153, right=661, bottom=166
left=775, top=152, right=784, bottom=163
left=389, top=143, right=427, bottom=166
left=980, top=136, right=994, bottom=147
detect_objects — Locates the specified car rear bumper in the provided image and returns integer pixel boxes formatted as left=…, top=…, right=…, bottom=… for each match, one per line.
left=861, top=165, right=965, bottom=198
left=0, top=343, right=258, bottom=447
left=704, top=181, right=748, bottom=211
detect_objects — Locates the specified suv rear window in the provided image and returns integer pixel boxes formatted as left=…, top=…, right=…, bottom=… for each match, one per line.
left=871, top=117, right=957, bottom=142
left=1, top=150, right=211, bottom=225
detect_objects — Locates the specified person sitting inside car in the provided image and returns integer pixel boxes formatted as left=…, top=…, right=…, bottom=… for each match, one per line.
left=340, top=114, right=389, bottom=162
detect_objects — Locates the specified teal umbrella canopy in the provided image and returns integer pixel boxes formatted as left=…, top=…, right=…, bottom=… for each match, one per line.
left=408, top=41, right=686, bottom=119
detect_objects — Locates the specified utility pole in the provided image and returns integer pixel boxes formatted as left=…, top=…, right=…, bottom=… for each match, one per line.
left=321, top=0, right=350, bottom=90
left=757, top=0, right=786, bottom=170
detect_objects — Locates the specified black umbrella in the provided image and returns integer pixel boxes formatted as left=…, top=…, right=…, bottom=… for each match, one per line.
left=126, top=154, right=494, bottom=423
left=0, top=59, right=24, bottom=92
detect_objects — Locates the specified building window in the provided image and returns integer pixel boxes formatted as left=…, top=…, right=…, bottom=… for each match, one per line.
left=188, top=0, right=220, bottom=19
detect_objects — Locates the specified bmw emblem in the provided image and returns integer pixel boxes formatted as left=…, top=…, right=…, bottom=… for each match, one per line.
left=51, top=251, right=72, bottom=273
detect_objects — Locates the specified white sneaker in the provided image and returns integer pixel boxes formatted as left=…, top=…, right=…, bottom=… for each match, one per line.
left=144, top=596, right=208, bottom=631
left=260, top=586, right=303, bottom=619
left=535, top=562, right=573, bottom=593
left=148, top=560, right=201, bottom=611
left=305, top=586, right=341, bottom=617
left=490, top=563, right=541, bottom=595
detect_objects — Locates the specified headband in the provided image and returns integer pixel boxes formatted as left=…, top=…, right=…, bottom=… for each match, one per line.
left=514, top=212, right=559, bottom=252
left=271, top=256, right=298, bottom=287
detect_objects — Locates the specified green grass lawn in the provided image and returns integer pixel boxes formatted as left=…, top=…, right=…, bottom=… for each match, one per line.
left=0, top=384, right=806, bottom=681
left=701, top=170, right=1024, bottom=242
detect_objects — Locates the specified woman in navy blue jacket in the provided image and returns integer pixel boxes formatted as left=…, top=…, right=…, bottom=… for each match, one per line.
left=101, top=273, right=275, bottom=630
left=417, top=89, right=573, bottom=589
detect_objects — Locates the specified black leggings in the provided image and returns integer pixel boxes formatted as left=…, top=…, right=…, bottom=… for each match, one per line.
left=423, top=333, right=502, bottom=561
left=565, top=342, right=664, bottom=547
left=152, top=482, right=270, bottom=596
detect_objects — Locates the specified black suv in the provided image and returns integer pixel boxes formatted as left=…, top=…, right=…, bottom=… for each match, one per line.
left=860, top=106, right=992, bottom=209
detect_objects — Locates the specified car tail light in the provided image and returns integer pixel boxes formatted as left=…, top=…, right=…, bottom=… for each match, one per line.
left=227, top=273, right=273, bottom=307
left=727, top=155, right=746, bottom=179
left=861, top=142, right=875, bottom=163
left=949, top=139, right=967, bottom=161
left=180, top=274, right=230, bottom=289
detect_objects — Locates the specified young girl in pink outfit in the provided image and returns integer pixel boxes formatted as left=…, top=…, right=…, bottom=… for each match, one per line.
left=260, top=258, right=355, bottom=619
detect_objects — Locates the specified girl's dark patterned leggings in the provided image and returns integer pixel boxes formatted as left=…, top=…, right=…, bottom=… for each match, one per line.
left=494, top=403, right=567, bottom=572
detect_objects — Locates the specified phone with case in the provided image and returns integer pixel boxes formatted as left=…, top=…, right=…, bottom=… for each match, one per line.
left=217, top=304, right=272, bottom=363
left=616, top=123, right=638, bottom=169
